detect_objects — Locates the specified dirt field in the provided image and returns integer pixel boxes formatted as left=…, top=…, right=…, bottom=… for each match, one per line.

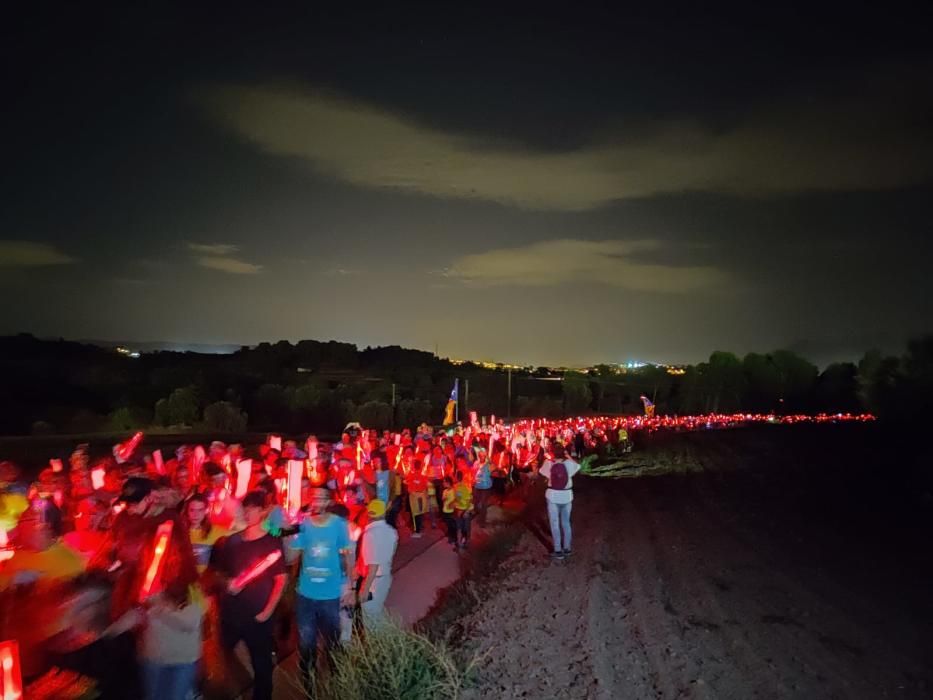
left=458, top=426, right=933, bottom=699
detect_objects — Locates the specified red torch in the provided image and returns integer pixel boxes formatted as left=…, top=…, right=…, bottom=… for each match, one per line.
left=286, top=460, right=303, bottom=516
left=115, top=432, right=144, bottom=463
left=139, top=520, right=174, bottom=601
left=0, top=640, right=22, bottom=700
left=235, top=460, right=252, bottom=499
left=231, top=550, right=282, bottom=590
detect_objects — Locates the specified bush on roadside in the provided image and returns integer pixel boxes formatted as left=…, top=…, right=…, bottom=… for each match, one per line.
left=295, top=618, right=480, bottom=700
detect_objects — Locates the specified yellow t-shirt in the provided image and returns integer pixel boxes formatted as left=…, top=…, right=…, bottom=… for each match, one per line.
left=453, top=483, right=473, bottom=511
left=0, top=492, right=29, bottom=530
left=442, top=488, right=456, bottom=514
left=0, top=541, right=85, bottom=588
left=190, top=526, right=229, bottom=572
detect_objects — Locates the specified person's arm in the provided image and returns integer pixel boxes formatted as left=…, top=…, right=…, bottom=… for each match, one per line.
left=285, top=520, right=306, bottom=549
left=358, top=562, right=377, bottom=602
left=255, top=573, right=287, bottom=622
left=357, top=533, right=377, bottom=601
left=340, top=547, right=356, bottom=606
left=102, top=606, right=144, bottom=637
left=149, top=597, right=203, bottom=633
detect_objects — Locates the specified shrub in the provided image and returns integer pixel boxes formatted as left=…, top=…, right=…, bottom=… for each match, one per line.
left=356, top=400, right=394, bottom=430
left=154, top=386, right=199, bottom=427
left=202, top=401, right=248, bottom=432
left=108, top=406, right=149, bottom=431
left=294, top=618, right=479, bottom=700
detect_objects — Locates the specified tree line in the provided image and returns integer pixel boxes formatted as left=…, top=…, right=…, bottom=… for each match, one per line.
left=0, top=333, right=929, bottom=437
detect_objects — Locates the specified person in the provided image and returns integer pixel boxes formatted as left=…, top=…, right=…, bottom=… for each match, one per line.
left=452, top=470, right=474, bottom=550
left=373, top=453, right=391, bottom=505
left=538, top=444, right=580, bottom=560
left=385, top=460, right=404, bottom=530
left=472, top=448, right=493, bottom=526
left=0, top=498, right=83, bottom=588
left=356, top=499, right=397, bottom=624
left=86, top=476, right=197, bottom=700
left=205, top=464, right=241, bottom=530
left=171, top=464, right=198, bottom=502
left=490, top=450, right=510, bottom=504
left=289, top=487, right=354, bottom=692
left=209, top=490, right=287, bottom=700
left=0, top=498, right=83, bottom=681
left=426, top=445, right=448, bottom=515
left=406, top=464, right=429, bottom=537
left=573, top=430, right=586, bottom=459
left=441, top=476, right=458, bottom=550
left=91, top=476, right=198, bottom=623
left=184, top=494, right=228, bottom=573
left=618, top=426, right=631, bottom=453
left=137, top=583, right=205, bottom=700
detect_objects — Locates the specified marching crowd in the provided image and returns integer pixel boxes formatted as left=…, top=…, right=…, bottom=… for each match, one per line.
left=0, top=417, right=609, bottom=700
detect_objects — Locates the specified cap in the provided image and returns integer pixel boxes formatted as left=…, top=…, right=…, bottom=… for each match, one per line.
left=116, top=476, right=153, bottom=504
left=366, top=499, right=386, bottom=518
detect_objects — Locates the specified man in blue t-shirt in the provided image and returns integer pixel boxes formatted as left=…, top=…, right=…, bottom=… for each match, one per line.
left=289, top=487, right=353, bottom=689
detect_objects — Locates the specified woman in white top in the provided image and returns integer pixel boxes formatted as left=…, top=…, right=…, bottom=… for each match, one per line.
left=538, top=443, right=580, bottom=560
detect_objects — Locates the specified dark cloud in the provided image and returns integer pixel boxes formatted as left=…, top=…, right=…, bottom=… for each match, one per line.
left=1, top=6, right=931, bottom=366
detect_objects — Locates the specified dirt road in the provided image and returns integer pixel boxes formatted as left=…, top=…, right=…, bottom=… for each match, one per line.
left=459, top=428, right=933, bottom=699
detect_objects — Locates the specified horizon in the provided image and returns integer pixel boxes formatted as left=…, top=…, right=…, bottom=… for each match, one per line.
left=12, top=330, right=911, bottom=372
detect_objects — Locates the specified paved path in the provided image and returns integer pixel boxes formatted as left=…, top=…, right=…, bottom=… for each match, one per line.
left=269, top=519, right=464, bottom=699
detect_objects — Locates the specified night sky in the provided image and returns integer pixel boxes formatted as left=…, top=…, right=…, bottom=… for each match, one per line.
left=2, top=6, right=931, bottom=367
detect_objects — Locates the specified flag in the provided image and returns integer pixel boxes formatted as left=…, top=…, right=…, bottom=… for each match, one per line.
left=639, top=395, right=656, bottom=418
left=443, top=378, right=459, bottom=425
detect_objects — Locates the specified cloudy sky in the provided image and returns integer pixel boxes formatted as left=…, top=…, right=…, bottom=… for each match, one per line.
left=2, top=6, right=931, bottom=366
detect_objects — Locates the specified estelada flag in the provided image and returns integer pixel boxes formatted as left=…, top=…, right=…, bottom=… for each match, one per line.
left=442, top=379, right=459, bottom=425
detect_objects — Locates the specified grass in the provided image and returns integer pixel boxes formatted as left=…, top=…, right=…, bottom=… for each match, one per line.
left=288, top=618, right=483, bottom=700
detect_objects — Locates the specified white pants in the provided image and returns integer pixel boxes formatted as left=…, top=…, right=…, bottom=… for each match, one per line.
left=361, top=574, right=393, bottom=624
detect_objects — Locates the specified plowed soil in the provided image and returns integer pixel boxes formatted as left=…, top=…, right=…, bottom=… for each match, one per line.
left=459, top=426, right=933, bottom=699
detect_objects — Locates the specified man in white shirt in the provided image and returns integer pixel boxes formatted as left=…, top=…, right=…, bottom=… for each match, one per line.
left=538, top=444, right=580, bottom=560
left=357, top=499, right=398, bottom=624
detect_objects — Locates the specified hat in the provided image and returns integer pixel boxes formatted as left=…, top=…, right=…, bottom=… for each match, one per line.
left=116, top=476, right=153, bottom=504
left=366, top=499, right=386, bottom=518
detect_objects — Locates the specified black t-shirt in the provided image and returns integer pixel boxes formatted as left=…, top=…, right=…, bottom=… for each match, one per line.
left=210, top=532, right=286, bottom=622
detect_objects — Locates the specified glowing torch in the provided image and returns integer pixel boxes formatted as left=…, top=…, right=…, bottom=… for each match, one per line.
left=191, top=445, right=206, bottom=486
left=0, top=528, right=11, bottom=563
left=231, top=550, right=282, bottom=591
left=0, top=640, right=22, bottom=700
left=139, top=520, right=174, bottom=601
left=235, top=460, right=252, bottom=499
left=286, top=460, right=303, bottom=516
left=152, top=450, right=165, bottom=476
left=115, top=432, right=144, bottom=464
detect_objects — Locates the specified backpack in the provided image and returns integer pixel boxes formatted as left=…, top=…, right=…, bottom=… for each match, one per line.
left=548, top=461, right=570, bottom=490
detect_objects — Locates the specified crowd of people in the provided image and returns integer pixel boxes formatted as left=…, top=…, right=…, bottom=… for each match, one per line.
left=0, top=416, right=607, bottom=700
left=0, top=411, right=874, bottom=698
